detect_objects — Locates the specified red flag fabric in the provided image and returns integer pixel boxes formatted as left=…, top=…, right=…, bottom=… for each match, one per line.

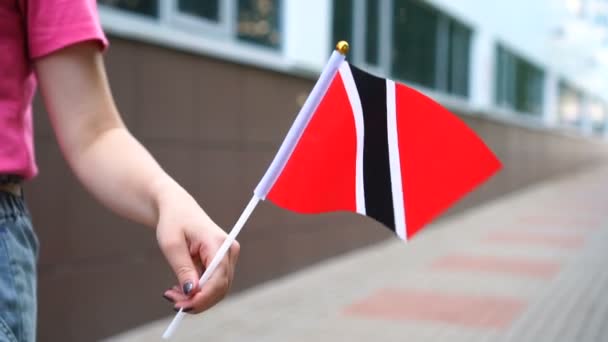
left=264, top=62, right=501, bottom=240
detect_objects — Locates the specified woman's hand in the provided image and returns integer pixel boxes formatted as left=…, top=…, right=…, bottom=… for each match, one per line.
left=155, top=181, right=240, bottom=314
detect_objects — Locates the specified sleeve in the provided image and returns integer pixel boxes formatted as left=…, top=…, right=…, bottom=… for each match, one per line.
left=26, top=0, right=109, bottom=59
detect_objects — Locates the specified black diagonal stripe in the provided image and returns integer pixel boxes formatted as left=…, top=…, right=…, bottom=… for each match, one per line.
left=349, top=64, right=395, bottom=231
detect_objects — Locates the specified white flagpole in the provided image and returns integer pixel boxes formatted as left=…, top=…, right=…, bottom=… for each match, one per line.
left=161, top=41, right=350, bottom=339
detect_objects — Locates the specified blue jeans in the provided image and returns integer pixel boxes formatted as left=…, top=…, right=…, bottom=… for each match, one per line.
left=0, top=192, right=38, bottom=342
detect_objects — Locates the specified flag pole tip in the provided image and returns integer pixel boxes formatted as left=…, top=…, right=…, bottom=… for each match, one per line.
left=336, top=41, right=350, bottom=55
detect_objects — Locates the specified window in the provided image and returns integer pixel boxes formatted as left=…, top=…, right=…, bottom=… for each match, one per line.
left=99, top=0, right=282, bottom=50
left=495, top=46, right=516, bottom=109
left=555, top=82, right=605, bottom=133
left=332, top=0, right=353, bottom=52
left=332, top=0, right=472, bottom=97
left=517, top=61, right=544, bottom=115
left=178, top=1, right=220, bottom=21
left=364, top=0, right=380, bottom=65
left=447, top=21, right=471, bottom=97
left=495, top=45, right=545, bottom=115
left=237, top=0, right=282, bottom=48
left=557, top=81, right=582, bottom=125
left=393, top=0, right=471, bottom=95
left=589, top=99, right=607, bottom=133
left=392, top=0, right=438, bottom=89
left=98, top=0, right=158, bottom=18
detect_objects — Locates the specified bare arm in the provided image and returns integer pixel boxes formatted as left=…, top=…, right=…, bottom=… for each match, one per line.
left=34, top=41, right=239, bottom=312
left=36, top=41, right=166, bottom=226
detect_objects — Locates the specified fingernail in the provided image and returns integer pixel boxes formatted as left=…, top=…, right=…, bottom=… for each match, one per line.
left=183, top=281, right=194, bottom=295
left=162, top=294, right=174, bottom=303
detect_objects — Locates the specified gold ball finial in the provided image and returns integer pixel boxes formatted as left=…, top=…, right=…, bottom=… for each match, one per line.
left=336, top=41, right=350, bottom=55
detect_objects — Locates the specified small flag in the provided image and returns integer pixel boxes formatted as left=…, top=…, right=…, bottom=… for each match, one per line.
left=256, top=61, right=501, bottom=241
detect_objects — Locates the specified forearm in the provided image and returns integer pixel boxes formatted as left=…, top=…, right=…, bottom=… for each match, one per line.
left=66, top=126, right=180, bottom=228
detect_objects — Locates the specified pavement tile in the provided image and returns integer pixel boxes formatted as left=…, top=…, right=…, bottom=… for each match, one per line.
left=483, top=231, right=586, bottom=249
left=430, top=254, right=562, bottom=278
left=344, top=289, right=527, bottom=330
left=516, top=215, right=602, bottom=230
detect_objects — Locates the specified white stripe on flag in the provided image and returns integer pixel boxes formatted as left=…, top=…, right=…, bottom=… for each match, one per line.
left=386, top=80, right=407, bottom=240
left=339, top=62, right=366, bottom=215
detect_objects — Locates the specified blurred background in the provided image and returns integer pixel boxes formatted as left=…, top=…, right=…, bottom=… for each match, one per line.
left=28, top=0, right=608, bottom=341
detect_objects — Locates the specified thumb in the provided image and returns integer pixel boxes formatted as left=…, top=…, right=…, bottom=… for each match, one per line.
left=159, top=237, right=200, bottom=296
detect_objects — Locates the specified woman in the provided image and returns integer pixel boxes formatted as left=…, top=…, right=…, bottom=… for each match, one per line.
left=0, top=1, right=240, bottom=341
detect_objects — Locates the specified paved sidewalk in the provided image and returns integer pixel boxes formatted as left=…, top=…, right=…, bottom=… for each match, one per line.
left=107, top=165, right=608, bottom=342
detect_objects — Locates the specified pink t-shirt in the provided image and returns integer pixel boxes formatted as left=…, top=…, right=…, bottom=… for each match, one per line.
left=0, top=0, right=108, bottom=180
